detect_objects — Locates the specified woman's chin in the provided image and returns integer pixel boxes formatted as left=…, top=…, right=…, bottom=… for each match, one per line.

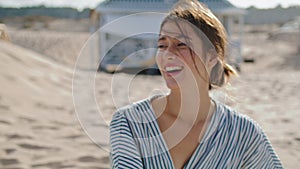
left=163, top=72, right=184, bottom=90
left=166, top=81, right=180, bottom=90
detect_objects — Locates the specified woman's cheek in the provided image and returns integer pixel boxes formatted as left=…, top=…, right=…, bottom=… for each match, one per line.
left=155, top=51, right=164, bottom=69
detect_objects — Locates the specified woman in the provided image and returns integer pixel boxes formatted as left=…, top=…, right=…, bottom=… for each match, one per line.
left=110, top=0, right=283, bottom=168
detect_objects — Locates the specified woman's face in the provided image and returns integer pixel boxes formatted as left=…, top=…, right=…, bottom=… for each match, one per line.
left=156, top=20, right=212, bottom=90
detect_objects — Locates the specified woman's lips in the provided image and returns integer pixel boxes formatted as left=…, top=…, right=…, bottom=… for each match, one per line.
left=164, top=65, right=184, bottom=77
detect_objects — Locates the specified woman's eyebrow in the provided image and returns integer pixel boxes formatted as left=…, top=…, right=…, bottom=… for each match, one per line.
left=158, top=35, right=166, bottom=41
left=158, top=34, right=191, bottom=41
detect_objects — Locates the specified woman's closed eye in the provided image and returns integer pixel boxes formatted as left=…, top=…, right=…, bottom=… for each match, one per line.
left=177, top=42, right=187, bottom=47
left=157, top=44, right=167, bottom=49
left=157, top=42, right=187, bottom=49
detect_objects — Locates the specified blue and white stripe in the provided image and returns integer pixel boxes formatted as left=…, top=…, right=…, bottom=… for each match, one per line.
left=110, top=96, right=283, bottom=168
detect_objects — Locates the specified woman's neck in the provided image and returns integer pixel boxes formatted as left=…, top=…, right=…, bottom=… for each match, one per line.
left=166, top=87, right=212, bottom=125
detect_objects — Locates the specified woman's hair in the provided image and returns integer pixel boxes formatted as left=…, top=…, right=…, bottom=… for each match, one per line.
left=161, top=0, right=237, bottom=89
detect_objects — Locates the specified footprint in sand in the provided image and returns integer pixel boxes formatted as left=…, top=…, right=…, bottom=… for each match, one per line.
left=31, top=161, right=75, bottom=168
left=18, top=143, right=60, bottom=151
left=6, top=134, right=32, bottom=140
left=78, top=155, right=100, bottom=163
left=63, top=134, right=84, bottom=139
left=4, top=148, right=17, bottom=155
left=100, top=156, right=109, bottom=163
left=77, top=155, right=109, bottom=164
left=82, top=167, right=109, bottom=169
left=4, top=74, right=16, bottom=81
left=0, top=120, right=11, bottom=125
left=51, top=120, right=74, bottom=127
left=35, top=102, right=65, bottom=111
left=281, top=118, right=291, bottom=123
left=0, top=104, right=10, bottom=111
left=18, top=116, right=36, bottom=123
left=0, top=158, right=20, bottom=166
left=32, top=125, right=58, bottom=130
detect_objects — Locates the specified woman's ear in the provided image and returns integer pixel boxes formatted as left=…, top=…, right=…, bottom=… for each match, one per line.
left=206, top=49, right=218, bottom=70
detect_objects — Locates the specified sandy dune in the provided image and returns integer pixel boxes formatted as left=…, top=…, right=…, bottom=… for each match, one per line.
left=0, top=18, right=299, bottom=168
left=0, top=41, right=110, bottom=169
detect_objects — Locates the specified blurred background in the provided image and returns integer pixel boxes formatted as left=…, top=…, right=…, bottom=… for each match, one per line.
left=0, top=0, right=299, bottom=169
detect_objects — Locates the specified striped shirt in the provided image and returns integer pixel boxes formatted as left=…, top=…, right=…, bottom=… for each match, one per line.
left=110, top=96, right=283, bottom=168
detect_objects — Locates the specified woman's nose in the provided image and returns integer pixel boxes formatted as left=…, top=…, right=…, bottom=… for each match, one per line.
left=164, top=46, right=177, bottom=60
left=163, top=51, right=176, bottom=60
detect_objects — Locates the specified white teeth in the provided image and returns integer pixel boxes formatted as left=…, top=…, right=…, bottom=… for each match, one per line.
left=165, top=66, right=183, bottom=72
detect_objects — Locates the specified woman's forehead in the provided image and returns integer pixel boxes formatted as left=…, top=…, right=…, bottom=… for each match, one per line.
left=159, top=20, right=205, bottom=47
left=160, top=21, right=193, bottom=39
left=158, top=33, right=190, bottom=42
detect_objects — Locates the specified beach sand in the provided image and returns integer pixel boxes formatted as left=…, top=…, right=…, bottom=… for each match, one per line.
left=0, top=18, right=299, bottom=168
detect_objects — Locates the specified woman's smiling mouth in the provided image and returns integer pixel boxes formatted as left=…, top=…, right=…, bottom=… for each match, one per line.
left=164, top=65, right=184, bottom=76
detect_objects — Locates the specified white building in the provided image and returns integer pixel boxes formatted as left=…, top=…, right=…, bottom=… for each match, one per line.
left=95, top=0, right=246, bottom=73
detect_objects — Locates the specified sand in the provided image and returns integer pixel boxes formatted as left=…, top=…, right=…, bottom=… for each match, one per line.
left=0, top=18, right=299, bottom=168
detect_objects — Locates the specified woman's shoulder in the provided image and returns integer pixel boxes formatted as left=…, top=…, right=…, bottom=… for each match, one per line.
left=215, top=101, right=264, bottom=135
left=110, top=97, right=154, bottom=124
